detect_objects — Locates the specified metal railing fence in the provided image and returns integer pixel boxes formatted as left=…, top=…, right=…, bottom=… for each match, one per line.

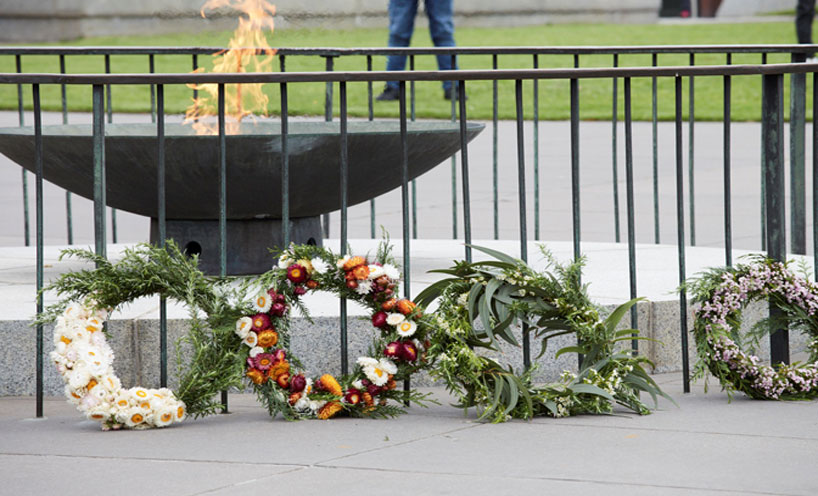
left=2, top=44, right=816, bottom=248
left=1, top=51, right=816, bottom=416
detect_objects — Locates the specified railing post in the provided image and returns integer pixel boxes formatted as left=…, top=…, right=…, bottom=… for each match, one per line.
left=762, top=73, right=789, bottom=365
left=92, top=85, right=107, bottom=260
left=790, top=54, right=807, bottom=255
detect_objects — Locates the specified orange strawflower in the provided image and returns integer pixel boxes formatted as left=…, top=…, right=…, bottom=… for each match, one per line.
left=247, top=368, right=266, bottom=385
left=352, top=264, right=370, bottom=280
left=318, top=401, right=344, bottom=420
left=396, top=299, right=417, bottom=315
left=268, top=361, right=290, bottom=379
left=343, top=256, right=366, bottom=271
left=317, top=374, right=343, bottom=396
left=306, top=279, right=319, bottom=289
left=381, top=298, right=398, bottom=311
left=362, top=392, right=374, bottom=407
left=288, top=392, right=302, bottom=405
left=257, top=329, right=278, bottom=348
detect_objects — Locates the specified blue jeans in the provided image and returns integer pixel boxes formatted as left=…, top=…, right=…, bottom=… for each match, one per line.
left=385, top=0, right=457, bottom=91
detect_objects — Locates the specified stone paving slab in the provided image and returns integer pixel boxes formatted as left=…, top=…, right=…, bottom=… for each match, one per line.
left=1, top=374, right=817, bottom=496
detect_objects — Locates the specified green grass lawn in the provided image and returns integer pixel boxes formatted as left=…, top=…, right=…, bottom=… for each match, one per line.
left=0, top=21, right=812, bottom=121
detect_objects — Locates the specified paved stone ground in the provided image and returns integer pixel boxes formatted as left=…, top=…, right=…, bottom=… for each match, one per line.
left=1, top=373, right=817, bottom=496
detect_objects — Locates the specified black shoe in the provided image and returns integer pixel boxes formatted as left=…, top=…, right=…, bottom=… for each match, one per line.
left=376, top=86, right=400, bottom=101
left=443, top=87, right=467, bottom=101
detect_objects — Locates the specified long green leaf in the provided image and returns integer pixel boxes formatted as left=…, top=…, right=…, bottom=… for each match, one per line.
left=469, top=244, right=521, bottom=265
left=604, top=298, right=645, bottom=334
left=568, top=383, right=616, bottom=402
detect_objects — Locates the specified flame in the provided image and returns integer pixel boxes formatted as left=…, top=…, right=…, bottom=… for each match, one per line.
left=184, top=0, right=277, bottom=135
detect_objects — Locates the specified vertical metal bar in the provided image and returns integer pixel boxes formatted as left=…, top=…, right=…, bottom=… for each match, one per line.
left=613, top=53, right=621, bottom=243
left=323, top=57, right=333, bottom=238
left=92, top=85, right=107, bottom=261
left=515, top=79, right=530, bottom=369
left=192, top=54, right=199, bottom=106
left=157, top=84, right=167, bottom=388
left=492, top=54, right=499, bottom=240
left=688, top=53, right=696, bottom=246
left=675, top=76, right=690, bottom=393
left=762, top=74, right=789, bottom=365
left=652, top=53, right=660, bottom=244
left=790, top=54, right=807, bottom=255
left=723, top=54, right=733, bottom=266
left=410, top=55, right=417, bottom=239
left=624, top=78, right=638, bottom=352
left=814, top=71, right=818, bottom=282
left=339, top=81, right=349, bottom=375
left=399, top=81, right=412, bottom=402
left=367, top=55, right=376, bottom=238
left=149, top=54, right=156, bottom=123
left=104, top=54, right=117, bottom=243
left=104, top=54, right=112, bottom=123
left=280, top=82, right=290, bottom=247
left=16, top=55, right=29, bottom=247
left=533, top=54, right=540, bottom=240
left=459, top=80, right=472, bottom=262
left=570, top=73, right=581, bottom=264
left=218, top=83, right=229, bottom=412
left=33, top=84, right=44, bottom=418
left=761, top=53, right=768, bottom=250
left=450, top=55, right=458, bottom=239
left=60, top=54, right=73, bottom=245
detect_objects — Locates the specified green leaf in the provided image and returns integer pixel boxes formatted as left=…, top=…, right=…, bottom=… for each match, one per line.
left=604, top=297, right=645, bottom=334
left=568, top=383, right=616, bottom=402
left=555, top=345, right=585, bottom=360
left=414, top=277, right=461, bottom=307
left=468, top=244, right=521, bottom=265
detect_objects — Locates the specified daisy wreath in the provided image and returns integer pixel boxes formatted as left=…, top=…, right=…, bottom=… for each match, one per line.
left=686, top=256, right=818, bottom=400
left=39, top=242, right=247, bottom=430
left=237, top=241, right=432, bottom=420
left=416, top=245, right=672, bottom=423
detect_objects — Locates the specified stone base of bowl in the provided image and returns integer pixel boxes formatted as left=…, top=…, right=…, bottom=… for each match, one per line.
left=149, top=217, right=323, bottom=275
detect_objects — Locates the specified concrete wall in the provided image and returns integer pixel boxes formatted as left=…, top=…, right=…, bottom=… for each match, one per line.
left=0, top=0, right=659, bottom=42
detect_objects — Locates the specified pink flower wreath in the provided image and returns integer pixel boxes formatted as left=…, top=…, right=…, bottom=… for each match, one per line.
left=689, top=257, right=818, bottom=400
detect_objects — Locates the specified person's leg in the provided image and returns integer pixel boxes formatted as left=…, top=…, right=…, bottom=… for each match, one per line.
left=424, top=0, right=456, bottom=91
left=796, top=0, right=816, bottom=56
left=385, top=0, right=419, bottom=92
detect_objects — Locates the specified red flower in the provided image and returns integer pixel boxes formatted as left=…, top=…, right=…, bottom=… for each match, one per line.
left=251, top=313, right=271, bottom=331
left=400, top=341, right=418, bottom=362
left=290, top=374, right=307, bottom=393
left=271, top=302, right=287, bottom=317
left=287, top=264, right=308, bottom=284
left=344, top=388, right=361, bottom=405
left=384, top=341, right=402, bottom=359
left=293, top=286, right=307, bottom=296
left=253, top=353, right=275, bottom=371
left=371, top=311, right=388, bottom=328
left=276, top=372, right=290, bottom=389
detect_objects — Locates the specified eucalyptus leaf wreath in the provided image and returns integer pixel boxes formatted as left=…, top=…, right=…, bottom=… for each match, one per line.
left=417, top=245, right=672, bottom=423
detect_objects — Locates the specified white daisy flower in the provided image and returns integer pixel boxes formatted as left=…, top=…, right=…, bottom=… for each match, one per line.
left=252, top=293, right=273, bottom=313
left=277, top=254, right=292, bottom=270
left=396, top=320, right=417, bottom=338
left=379, top=358, right=398, bottom=375
left=355, top=280, right=373, bottom=295
left=311, top=257, right=329, bottom=274
left=173, top=403, right=186, bottom=422
left=294, top=395, right=311, bottom=412
left=308, top=400, right=326, bottom=413
left=386, top=313, right=405, bottom=326
left=235, top=317, right=253, bottom=338
left=84, top=316, right=104, bottom=333
left=356, top=356, right=378, bottom=368
left=382, top=264, right=400, bottom=281
left=243, top=332, right=258, bottom=348
left=154, top=406, right=175, bottom=427
left=86, top=408, right=109, bottom=423
left=363, top=364, right=389, bottom=386
left=336, top=255, right=350, bottom=269
left=113, top=392, right=131, bottom=410
left=368, top=265, right=385, bottom=280
left=130, top=387, right=150, bottom=401
left=249, top=346, right=264, bottom=358
left=124, top=408, right=147, bottom=427
left=352, top=379, right=364, bottom=390
left=67, top=368, right=91, bottom=390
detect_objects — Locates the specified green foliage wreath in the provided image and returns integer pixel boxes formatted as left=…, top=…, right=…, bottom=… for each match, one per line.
left=417, top=245, right=672, bottom=422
